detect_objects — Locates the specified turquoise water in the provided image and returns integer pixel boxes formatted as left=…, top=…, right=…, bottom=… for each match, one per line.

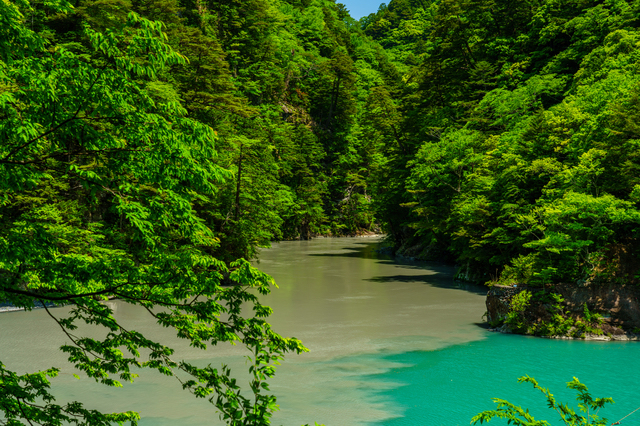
left=353, top=332, right=640, bottom=426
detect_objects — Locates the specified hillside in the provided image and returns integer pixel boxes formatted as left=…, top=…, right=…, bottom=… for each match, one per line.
left=360, top=0, right=640, bottom=336
left=2, top=0, right=640, bottom=424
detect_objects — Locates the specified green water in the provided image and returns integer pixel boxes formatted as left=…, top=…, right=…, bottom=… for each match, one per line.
left=356, top=333, right=639, bottom=426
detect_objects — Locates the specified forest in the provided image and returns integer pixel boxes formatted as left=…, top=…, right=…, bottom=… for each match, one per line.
left=1, top=0, right=640, bottom=423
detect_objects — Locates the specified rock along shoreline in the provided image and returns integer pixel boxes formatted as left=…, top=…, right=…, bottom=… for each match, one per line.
left=0, top=302, right=60, bottom=313
left=486, top=284, right=640, bottom=341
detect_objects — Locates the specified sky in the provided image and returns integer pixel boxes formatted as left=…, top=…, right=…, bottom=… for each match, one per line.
left=339, top=0, right=382, bottom=20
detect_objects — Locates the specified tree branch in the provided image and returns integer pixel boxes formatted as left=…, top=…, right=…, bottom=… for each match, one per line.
left=1, top=71, right=103, bottom=163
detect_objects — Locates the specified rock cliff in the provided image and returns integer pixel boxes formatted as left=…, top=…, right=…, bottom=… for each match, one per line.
left=486, top=284, right=640, bottom=340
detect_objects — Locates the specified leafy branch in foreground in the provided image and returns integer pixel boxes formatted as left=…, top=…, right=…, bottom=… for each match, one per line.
left=0, top=1, right=306, bottom=425
left=472, top=376, right=614, bottom=426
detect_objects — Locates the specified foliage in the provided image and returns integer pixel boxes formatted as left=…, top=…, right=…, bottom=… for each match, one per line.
left=362, top=0, right=640, bottom=285
left=502, top=290, right=607, bottom=337
left=5, top=0, right=640, bottom=420
left=0, top=1, right=307, bottom=425
left=472, top=376, right=614, bottom=426
left=504, top=290, right=532, bottom=332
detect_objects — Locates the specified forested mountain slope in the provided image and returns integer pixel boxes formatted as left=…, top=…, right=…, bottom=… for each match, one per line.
left=363, top=0, right=640, bottom=289
left=2, top=0, right=640, bottom=423
left=4, top=0, right=398, bottom=259
left=131, top=0, right=400, bottom=259
left=359, top=0, right=640, bottom=336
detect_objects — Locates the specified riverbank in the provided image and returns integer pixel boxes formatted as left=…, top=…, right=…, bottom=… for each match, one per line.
left=488, top=325, right=640, bottom=341
left=0, top=301, right=60, bottom=313
left=0, top=305, right=24, bottom=313
left=486, top=284, right=640, bottom=340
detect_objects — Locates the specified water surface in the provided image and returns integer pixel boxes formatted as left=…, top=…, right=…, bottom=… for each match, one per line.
left=2, top=237, right=635, bottom=425
left=363, top=333, right=638, bottom=426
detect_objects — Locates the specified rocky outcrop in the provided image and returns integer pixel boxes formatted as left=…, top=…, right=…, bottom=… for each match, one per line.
left=486, top=283, right=640, bottom=340
left=486, top=285, right=523, bottom=325
left=555, top=283, right=640, bottom=331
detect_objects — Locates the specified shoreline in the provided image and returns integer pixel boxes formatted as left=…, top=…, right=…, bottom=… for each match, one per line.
left=487, top=326, right=640, bottom=341
left=0, top=302, right=61, bottom=314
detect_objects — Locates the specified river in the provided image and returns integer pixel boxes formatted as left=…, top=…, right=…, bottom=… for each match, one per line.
left=1, top=237, right=638, bottom=425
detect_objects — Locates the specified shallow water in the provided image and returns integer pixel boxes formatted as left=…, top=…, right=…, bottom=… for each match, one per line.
left=1, top=237, right=636, bottom=425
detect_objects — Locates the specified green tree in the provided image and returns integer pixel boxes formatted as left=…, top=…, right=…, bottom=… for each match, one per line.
left=365, top=0, right=640, bottom=289
left=0, top=2, right=305, bottom=425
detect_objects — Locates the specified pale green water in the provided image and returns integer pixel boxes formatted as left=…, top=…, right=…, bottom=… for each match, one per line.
left=1, top=237, right=637, bottom=425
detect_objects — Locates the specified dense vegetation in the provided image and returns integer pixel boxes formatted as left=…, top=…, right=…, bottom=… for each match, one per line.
left=2, top=0, right=640, bottom=423
left=363, top=0, right=640, bottom=290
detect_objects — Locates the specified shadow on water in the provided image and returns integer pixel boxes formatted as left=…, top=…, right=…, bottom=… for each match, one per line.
left=307, top=239, right=489, bottom=297
left=364, top=273, right=488, bottom=296
left=306, top=240, right=391, bottom=260
left=474, top=322, right=492, bottom=329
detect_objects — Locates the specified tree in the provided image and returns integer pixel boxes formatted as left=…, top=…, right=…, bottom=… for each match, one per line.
left=0, top=1, right=305, bottom=425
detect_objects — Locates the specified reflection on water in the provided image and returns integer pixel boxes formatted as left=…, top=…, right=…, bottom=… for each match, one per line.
left=0, top=237, right=489, bottom=425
